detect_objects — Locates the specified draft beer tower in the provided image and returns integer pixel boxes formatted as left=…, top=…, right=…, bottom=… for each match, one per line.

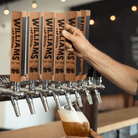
left=0, top=10, right=105, bottom=132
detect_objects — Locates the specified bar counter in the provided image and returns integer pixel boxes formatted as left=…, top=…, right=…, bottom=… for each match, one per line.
left=0, top=107, right=138, bottom=138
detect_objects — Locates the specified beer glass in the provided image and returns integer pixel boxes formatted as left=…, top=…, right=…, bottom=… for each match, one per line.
left=58, top=102, right=90, bottom=137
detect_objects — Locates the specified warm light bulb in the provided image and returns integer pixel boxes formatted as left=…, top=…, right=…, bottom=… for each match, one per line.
left=61, top=0, right=66, bottom=2
left=90, top=19, right=94, bottom=25
left=4, top=9, right=9, bottom=15
left=131, top=6, right=137, bottom=11
left=32, top=2, right=37, bottom=8
left=110, top=15, right=116, bottom=21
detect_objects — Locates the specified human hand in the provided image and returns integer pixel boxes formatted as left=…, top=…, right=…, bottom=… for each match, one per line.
left=64, top=129, right=102, bottom=138
left=62, top=23, right=92, bottom=57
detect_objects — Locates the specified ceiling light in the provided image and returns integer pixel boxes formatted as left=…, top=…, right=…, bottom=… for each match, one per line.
left=131, top=6, right=137, bottom=11
left=61, top=0, right=66, bottom=2
left=110, top=15, right=116, bottom=21
left=4, top=7, right=9, bottom=15
left=32, top=0, right=37, bottom=8
left=90, top=19, right=94, bottom=25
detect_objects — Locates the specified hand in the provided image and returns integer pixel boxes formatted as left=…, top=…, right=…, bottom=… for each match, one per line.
left=62, top=23, right=92, bottom=57
left=64, top=129, right=102, bottom=138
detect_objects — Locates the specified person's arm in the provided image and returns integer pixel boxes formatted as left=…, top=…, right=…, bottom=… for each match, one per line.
left=62, top=24, right=138, bottom=95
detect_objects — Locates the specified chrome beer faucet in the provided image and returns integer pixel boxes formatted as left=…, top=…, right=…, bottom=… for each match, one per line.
left=0, top=82, right=25, bottom=117
left=94, top=71, right=103, bottom=104
left=21, top=80, right=39, bottom=114
left=50, top=81, right=64, bottom=109
left=35, top=80, right=51, bottom=112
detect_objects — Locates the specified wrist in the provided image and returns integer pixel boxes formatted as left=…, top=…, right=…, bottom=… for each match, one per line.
left=83, top=44, right=96, bottom=60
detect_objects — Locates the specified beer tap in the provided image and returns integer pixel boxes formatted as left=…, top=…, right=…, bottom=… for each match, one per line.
left=52, top=91, right=61, bottom=110
left=70, top=81, right=83, bottom=107
left=11, top=82, right=21, bottom=117
left=0, top=82, right=24, bottom=117
left=94, top=71, right=102, bottom=104
left=61, top=81, right=73, bottom=108
left=75, top=79, right=93, bottom=106
left=35, top=80, right=51, bottom=112
left=21, top=80, right=39, bottom=114
left=84, top=66, right=94, bottom=105
left=0, top=87, right=24, bottom=117
left=3, top=82, right=24, bottom=117
left=50, top=81, right=64, bottom=109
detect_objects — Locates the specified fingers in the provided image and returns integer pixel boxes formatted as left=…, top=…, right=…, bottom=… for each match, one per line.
left=65, top=41, right=72, bottom=50
left=64, top=23, right=79, bottom=34
left=62, top=30, right=75, bottom=42
left=90, top=129, right=102, bottom=138
left=63, top=23, right=83, bottom=42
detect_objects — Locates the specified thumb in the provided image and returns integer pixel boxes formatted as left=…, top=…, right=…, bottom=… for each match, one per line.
left=62, top=30, right=75, bottom=42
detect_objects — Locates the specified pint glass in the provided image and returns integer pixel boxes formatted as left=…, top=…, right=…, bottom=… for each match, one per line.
left=57, top=102, right=90, bottom=137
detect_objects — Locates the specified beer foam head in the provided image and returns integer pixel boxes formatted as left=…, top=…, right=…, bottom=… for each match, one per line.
left=57, top=109, right=89, bottom=123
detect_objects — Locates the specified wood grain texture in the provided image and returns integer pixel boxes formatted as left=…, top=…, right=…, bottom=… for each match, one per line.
left=97, top=107, right=138, bottom=134
left=0, top=121, right=65, bottom=138
left=65, top=11, right=81, bottom=82
left=10, top=12, right=26, bottom=82
left=40, top=12, right=54, bottom=80
left=53, top=13, right=65, bottom=81
left=27, top=12, right=40, bottom=80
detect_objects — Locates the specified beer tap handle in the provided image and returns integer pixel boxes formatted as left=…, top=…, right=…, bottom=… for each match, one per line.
left=88, top=66, right=94, bottom=78
left=85, top=90, right=93, bottom=105
left=26, top=95, right=35, bottom=114
left=95, top=71, right=102, bottom=85
left=94, top=89, right=102, bottom=104
left=88, top=66, right=94, bottom=85
left=40, top=93, right=50, bottom=112
left=10, top=96, right=21, bottom=117
left=75, top=90, right=83, bottom=107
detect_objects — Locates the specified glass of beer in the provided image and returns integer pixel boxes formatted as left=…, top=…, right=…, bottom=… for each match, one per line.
left=57, top=101, right=90, bottom=137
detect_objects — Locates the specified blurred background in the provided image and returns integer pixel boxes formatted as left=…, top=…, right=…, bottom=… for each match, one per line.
left=0, top=0, right=138, bottom=131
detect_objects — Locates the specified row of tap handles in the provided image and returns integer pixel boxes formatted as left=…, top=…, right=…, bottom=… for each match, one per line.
left=0, top=67, right=105, bottom=117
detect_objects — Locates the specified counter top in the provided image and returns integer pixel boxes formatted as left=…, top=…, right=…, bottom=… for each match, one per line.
left=0, top=107, right=138, bottom=137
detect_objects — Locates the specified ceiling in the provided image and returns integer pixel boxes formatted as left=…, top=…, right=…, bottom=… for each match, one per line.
left=0, top=0, right=15, bottom=5
left=0, top=0, right=101, bottom=5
